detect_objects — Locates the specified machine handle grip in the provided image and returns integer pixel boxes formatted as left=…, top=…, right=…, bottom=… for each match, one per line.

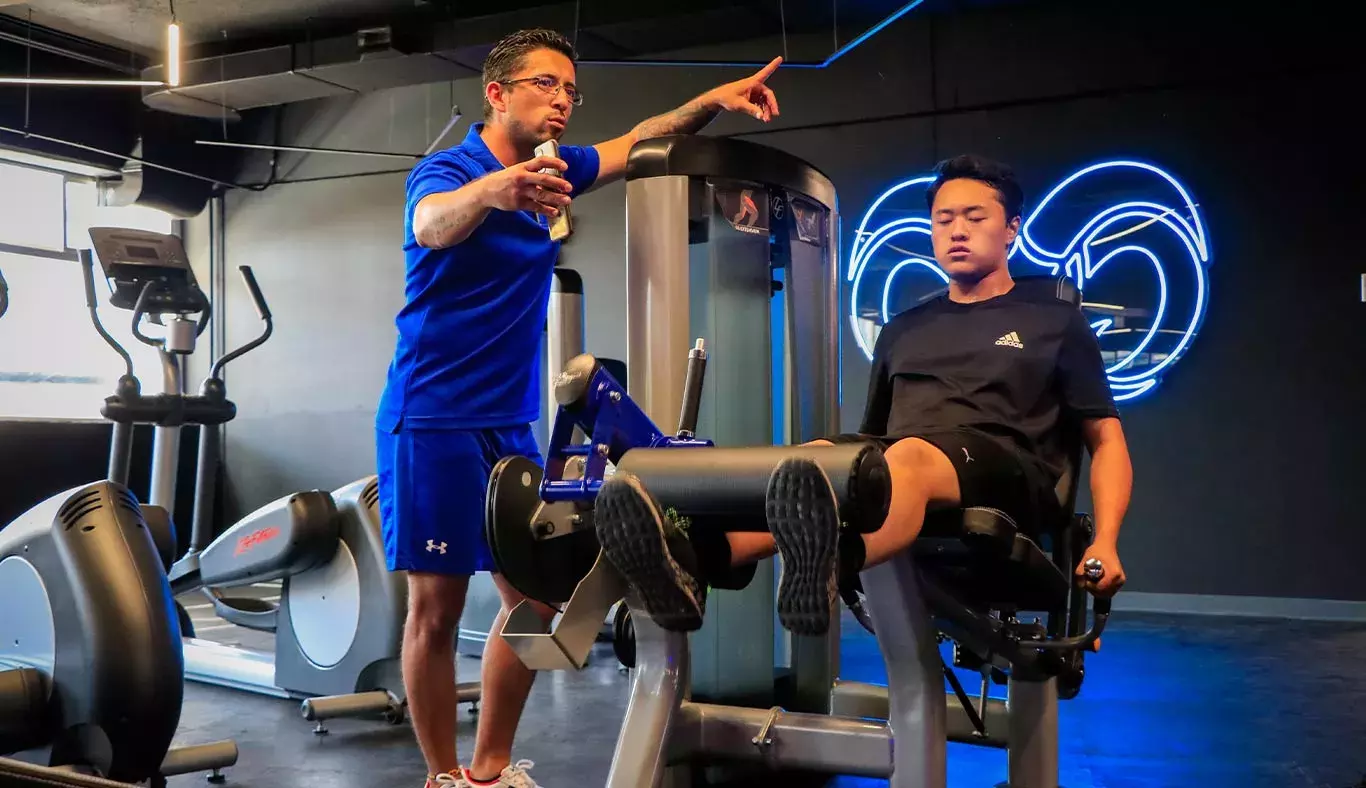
left=78, top=249, right=97, bottom=308
left=79, top=249, right=134, bottom=378
left=130, top=280, right=161, bottom=348
left=209, top=268, right=274, bottom=380
left=677, top=338, right=707, bottom=436
left=0, top=265, right=8, bottom=319
left=238, top=266, right=271, bottom=321
left=1035, top=557, right=1112, bottom=651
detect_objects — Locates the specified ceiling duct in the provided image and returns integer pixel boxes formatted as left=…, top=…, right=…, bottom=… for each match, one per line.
left=140, top=29, right=477, bottom=121
left=95, top=109, right=251, bottom=216
left=98, top=157, right=215, bottom=217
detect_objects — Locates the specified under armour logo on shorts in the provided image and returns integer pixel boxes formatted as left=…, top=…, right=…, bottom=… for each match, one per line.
left=426, top=540, right=448, bottom=554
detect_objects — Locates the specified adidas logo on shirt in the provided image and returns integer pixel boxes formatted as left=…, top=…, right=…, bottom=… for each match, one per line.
left=995, top=331, right=1024, bottom=349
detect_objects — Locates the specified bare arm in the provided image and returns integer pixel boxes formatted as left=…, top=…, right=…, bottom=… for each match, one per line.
left=412, top=179, right=494, bottom=250
left=1084, top=416, right=1132, bottom=548
left=591, top=57, right=783, bottom=188
left=1078, top=416, right=1133, bottom=595
left=412, top=156, right=573, bottom=250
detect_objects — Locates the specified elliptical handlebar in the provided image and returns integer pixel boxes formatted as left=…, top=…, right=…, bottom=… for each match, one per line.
left=130, top=280, right=161, bottom=349
left=209, top=266, right=273, bottom=380
left=79, top=249, right=134, bottom=380
left=239, top=265, right=271, bottom=322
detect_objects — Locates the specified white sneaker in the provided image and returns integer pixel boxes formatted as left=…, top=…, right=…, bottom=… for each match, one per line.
left=427, top=772, right=469, bottom=788
left=464, top=759, right=543, bottom=788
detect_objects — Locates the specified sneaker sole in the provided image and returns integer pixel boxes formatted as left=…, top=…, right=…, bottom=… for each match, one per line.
left=595, top=474, right=703, bottom=632
left=766, top=457, right=840, bottom=636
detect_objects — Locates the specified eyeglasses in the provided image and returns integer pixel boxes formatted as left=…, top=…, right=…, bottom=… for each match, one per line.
left=501, top=75, right=583, bottom=106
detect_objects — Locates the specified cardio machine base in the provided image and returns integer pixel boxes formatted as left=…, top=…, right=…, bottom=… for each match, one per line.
left=0, top=482, right=229, bottom=784
left=181, top=477, right=481, bottom=721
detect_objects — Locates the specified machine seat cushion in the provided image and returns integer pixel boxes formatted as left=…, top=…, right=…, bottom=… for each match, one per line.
left=913, top=506, right=1069, bottom=612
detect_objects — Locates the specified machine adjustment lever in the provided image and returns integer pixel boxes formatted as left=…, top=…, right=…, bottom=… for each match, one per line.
left=753, top=706, right=782, bottom=749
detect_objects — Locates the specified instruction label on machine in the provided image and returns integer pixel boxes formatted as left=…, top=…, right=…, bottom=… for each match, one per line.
left=714, top=187, right=769, bottom=236
left=788, top=195, right=826, bottom=246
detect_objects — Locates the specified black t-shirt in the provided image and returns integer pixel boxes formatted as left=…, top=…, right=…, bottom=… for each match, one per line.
left=860, top=286, right=1120, bottom=482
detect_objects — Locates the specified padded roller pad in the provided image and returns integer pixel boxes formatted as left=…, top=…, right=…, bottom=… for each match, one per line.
left=553, top=354, right=600, bottom=409
left=614, top=443, right=890, bottom=534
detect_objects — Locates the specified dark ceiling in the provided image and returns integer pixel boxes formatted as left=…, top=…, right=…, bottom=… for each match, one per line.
left=3, top=0, right=990, bottom=62
left=0, top=0, right=1041, bottom=123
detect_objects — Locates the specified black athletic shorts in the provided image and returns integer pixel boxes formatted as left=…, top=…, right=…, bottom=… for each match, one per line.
left=822, top=429, right=1060, bottom=538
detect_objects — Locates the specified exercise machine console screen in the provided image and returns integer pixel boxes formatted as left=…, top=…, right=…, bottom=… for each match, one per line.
left=88, top=227, right=206, bottom=315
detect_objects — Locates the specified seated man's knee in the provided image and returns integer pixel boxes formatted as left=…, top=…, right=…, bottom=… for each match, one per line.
left=804, top=438, right=835, bottom=447
left=407, top=573, right=468, bottom=639
left=884, top=438, right=959, bottom=503
left=885, top=438, right=939, bottom=473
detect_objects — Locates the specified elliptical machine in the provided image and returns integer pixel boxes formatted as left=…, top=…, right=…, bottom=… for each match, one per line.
left=0, top=240, right=237, bottom=786
left=92, top=228, right=477, bottom=729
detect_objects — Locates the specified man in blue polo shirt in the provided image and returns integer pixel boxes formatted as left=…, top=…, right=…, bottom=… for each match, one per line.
left=376, top=28, right=784, bottom=788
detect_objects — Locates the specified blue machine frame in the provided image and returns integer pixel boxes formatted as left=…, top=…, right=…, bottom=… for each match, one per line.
left=539, top=359, right=713, bottom=503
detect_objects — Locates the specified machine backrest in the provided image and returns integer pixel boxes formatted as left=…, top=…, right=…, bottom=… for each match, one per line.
left=1007, top=275, right=1085, bottom=517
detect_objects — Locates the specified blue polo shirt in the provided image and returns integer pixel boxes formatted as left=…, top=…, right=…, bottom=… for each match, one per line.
left=377, top=124, right=600, bottom=432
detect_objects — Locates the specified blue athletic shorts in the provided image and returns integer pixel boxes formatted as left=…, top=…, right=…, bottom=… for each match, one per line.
left=375, top=423, right=543, bottom=575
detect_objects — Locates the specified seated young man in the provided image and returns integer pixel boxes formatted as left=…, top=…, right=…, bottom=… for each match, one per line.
left=594, top=154, right=1134, bottom=635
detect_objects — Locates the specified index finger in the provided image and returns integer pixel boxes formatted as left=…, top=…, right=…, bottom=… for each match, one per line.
left=752, top=56, right=783, bottom=83
left=525, top=155, right=568, bottom=172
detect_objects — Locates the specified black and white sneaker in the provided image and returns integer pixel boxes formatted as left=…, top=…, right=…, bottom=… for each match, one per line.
left=595, top=473, right=706, bottom=632
left=765, top=456, right=841, bottom=636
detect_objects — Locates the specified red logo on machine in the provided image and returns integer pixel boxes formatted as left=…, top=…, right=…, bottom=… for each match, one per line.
left=235, top=526, right=281, bottom=556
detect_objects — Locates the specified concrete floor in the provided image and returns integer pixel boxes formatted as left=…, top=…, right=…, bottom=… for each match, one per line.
left=167, top=596, right=1366, bottom=788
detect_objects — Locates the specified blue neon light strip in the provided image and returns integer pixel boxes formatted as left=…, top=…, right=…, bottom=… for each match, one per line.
left=847, top=160, right=1211, bottom=402
left=579, top=1, right=926, bottom=70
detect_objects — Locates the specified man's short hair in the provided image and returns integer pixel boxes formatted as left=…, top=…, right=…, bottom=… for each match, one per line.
left=925, top=154, right=1025, bottom=221
left=482, top=29, right=579, bottom=119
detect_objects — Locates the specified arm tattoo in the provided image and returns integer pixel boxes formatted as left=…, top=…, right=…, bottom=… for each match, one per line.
left=418, top=201, right=481, bottom=248
left=633, top=98, right=720, bottom=141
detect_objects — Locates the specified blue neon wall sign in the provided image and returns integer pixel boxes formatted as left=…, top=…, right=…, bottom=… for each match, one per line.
left=847, top=160, right=1211, bottom=402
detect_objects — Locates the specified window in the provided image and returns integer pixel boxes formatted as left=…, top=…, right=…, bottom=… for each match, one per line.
left=0, top=163, right=181, bottom=421
left=0, top=162, right=65, bottom=251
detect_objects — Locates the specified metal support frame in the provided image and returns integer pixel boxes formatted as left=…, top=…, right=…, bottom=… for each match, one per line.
left=858, top=550, right=947, bottom=786
left=605, top=551, right=1065, bottom=787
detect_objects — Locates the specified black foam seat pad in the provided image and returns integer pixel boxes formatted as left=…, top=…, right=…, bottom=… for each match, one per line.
left=913, top=506, right=1069, bottom=612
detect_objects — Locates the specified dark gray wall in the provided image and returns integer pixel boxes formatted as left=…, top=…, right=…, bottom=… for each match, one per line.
left=187, top=0, right=1366, bottom=601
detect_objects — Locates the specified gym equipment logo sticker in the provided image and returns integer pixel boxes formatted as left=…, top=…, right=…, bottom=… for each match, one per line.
left=846, top=160, right=1211, bottom=402
left=235, top=526, right=281, bottom=556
